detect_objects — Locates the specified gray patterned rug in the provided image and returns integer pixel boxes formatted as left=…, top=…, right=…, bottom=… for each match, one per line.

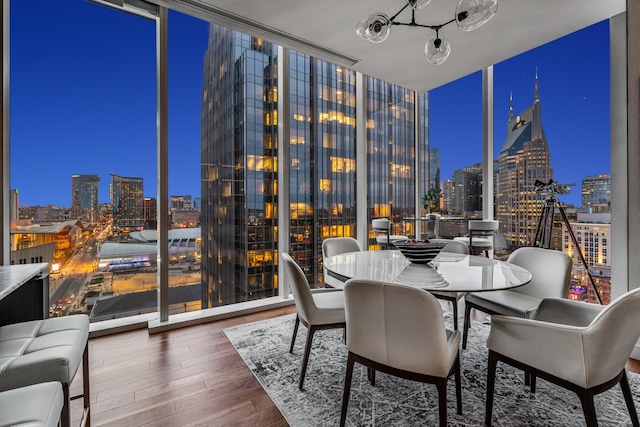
left=224, top=313, right=639, bottom=426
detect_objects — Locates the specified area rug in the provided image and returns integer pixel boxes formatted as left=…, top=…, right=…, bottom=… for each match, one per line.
left=224, top=313, right=639, bottom=426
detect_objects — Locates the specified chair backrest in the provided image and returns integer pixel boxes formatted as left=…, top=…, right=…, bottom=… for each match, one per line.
left=582, top=287, right=640, bottom=387
left=508, top=247, right=571, bottom=299
left=468, top=219, right=499, bottom=232
left=343, top=279, right=455, bottom=377
left=282, top=253, right=317, bottom=324
left=322, top=237, right=362, bottom=260
left=441, top=240, right=469, bottom=255
left=371, top=218, right=390, bottom=233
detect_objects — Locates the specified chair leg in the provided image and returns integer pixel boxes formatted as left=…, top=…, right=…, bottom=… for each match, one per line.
left=485, top=350, right=498, bottom=427
left=82, top=343, right=91, bottom=427
left=61, top=383, right=71, bottom=427
left=367, top=367, right=376, bottom=386
left=340, top=353, right=356, bottom=427
left=462, top=303, right=472, bottom=350
left=290, top=315, right=300, bottom=353
left=299, top=325, right=316, bottom=390
left=454, top=353, right=462, bottom=415
left=452, top=297, right=459, bottom=331
left=436, top=379, right=448, bottom=427
left=620, top=371, right=640, bottom=427
left=577, top=388, right=599, bottom=427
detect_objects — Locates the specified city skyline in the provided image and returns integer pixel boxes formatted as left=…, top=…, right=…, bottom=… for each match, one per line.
left=10, top=1, right=609, bottom=209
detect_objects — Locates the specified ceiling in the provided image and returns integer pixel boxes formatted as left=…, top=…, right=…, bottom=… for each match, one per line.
left=177, top=0, right=625, bottom=93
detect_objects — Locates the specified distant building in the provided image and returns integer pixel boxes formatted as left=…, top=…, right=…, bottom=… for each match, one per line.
left=9, top=189, right=18, bottom=221
left=451, top=163, right=482, bottom=215
left=496, top=74, right=553, bottom=247
left=171, top=209, right=200, bottom=228
left=110, top=174, right=144, bottom=233
left=10, top=219, right=85, bottom=272
left=71, top=174, right=100, bottom=223
left=581, top=174, right=611, bottom=213
left=98, top=203, right=112, bottom=222
left=19, top=205, right=71, bottom=221
left=193, top=197, right=201, bottom=211
left=143, top=197, right=157, bottom=229
left=563, top=212, right=611, bottom=304
left=170, top=195, right=192, bottom=211
left=442, top=179, right=454, bottom=213
left=429, top=148, right=441, bottom=190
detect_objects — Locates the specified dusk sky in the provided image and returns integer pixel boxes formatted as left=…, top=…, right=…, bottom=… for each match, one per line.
left=10, top=1, right=610, bottom=208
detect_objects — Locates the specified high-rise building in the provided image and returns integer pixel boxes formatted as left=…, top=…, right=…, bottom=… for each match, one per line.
left=193, top=197, right=201, bottom=211
left=582, top=174, right=611, bottom=213
left=71, top=175, right=100, bottom=223
left=200, top=24, right=425, bottom=307
left=429, top=148, right=441, bottom=191
left=143, top=197, right=157, bottom=229
left=110, top=174, right=144, bottom=233
left=451, top=163, right=482, bottom=215
left=201, top=26, right=278, bottom=307
left=496, top=74, right=553, bottom=247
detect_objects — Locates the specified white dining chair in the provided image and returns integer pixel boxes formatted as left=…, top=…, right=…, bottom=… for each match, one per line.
left=462, top=246, right=572, bottom=349
left=340, top=279, right=461, bottom=427
left=485, top=288, right=640, bottom=427
left=372, top=218, right=408, bottom=249
left=454, top=219, right=499, bottom=257
left=322, top=237, right=362, bottom=289
left=281, top=252, right=346, bottom=390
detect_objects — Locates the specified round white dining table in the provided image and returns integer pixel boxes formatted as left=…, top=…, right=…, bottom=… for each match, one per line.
left=324, top=250, right=532, bottom=292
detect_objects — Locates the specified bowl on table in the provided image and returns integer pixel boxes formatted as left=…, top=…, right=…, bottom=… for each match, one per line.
left=393, top=240, right=447, bottom=264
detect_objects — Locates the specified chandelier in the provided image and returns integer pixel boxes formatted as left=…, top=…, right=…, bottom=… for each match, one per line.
left=356, top=0, right=498, bottom=65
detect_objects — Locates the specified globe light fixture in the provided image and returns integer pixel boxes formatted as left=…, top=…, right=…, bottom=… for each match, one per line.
left=356, top=0, right=498, bottom=64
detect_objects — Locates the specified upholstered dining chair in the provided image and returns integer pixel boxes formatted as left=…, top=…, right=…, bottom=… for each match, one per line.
left=281, top=252, right=346, bottom=390
left=485, top=287, right=640, bottom=427
left=462, top=246, right=571, bottom=349
left=340, top=279, right=462, bottom=427
left=454, top=219, right=499, bottom=257
left=372, top=218, right=408, bottom=249
left=321, top=237, right=362, bottom=289
left=430, top=240, right=470, bottom=331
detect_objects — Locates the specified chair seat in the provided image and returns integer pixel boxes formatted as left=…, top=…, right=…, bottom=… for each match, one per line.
left=310, top=290, right=346, bottom=325
left=465, top=290, right=541, bottom=318
left=0, top=382, right=63, bottom=427
left=453, top=236, right=493, bottom=248
left=0, top=316, right=90, bottom=392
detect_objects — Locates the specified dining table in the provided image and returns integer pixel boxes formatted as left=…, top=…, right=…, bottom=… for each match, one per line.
left=323, top=250, right=532, bottom=292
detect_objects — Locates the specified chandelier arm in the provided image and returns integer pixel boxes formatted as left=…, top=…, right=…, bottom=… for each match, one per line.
left=389, top=3, right=411, bottom=23
left=391, top=18, right=456, bottom=31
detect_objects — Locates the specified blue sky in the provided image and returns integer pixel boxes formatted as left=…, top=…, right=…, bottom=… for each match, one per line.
left=10, top=1, right=609, bottom=208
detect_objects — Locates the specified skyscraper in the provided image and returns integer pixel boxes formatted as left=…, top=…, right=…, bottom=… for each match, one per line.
left=451, top=163, right=482, bottom=214
left=429, top=148, right=441, bottom=191
left=201, top=26, right=278, bottom=308
left=582, top=174, right=611, bottom=212
left=110, top=173, right=144, bottom=233
left=71, top=175, right=100, bottom=223
left=496, top=74, right=553, bottom=247
left=200, top=24, right=425, bottom=307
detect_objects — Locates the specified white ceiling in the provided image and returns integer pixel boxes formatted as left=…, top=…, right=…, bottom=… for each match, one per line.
left=189, top=0, right=625, bottom=93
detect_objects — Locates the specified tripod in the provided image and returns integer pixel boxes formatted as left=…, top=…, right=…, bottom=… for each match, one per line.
left=533, top=196, right=603, bottom=305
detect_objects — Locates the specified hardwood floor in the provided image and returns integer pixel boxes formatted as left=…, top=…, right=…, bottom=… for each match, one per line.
left=74, top=304, right=640, bottom=426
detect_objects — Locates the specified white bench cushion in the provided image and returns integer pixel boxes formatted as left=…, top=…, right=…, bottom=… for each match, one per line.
left=0, top=381, right=63, bottom=427
left=0, top=316, right=89, bottom=392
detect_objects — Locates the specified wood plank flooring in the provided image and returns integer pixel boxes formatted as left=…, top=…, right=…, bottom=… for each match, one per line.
left=74, top=304, right=640, bottom=426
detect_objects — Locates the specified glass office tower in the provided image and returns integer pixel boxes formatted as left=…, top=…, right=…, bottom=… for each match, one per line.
left=110, top=173, right=144, bottom=234
left=366, top=78, right=419, bottom=245
left=201, top=26, right=278, bottom=307
left=71, top=174, right=100, bottom=223
left=201, top=24, right=426, bottom=306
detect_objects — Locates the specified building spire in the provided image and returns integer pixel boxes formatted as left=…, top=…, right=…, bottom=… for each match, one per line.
left=509, top=91, right=514, bottom=122
left=534, top=66, right=539, bottom=103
